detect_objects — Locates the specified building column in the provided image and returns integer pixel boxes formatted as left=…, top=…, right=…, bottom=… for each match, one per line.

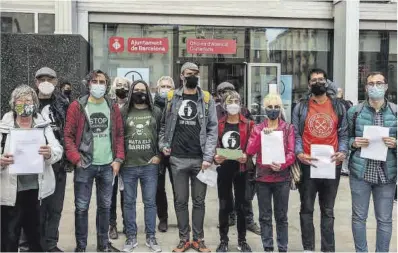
left=54, top=0, right=77, bottom=34
left=333, top=0, right=360, bottom=104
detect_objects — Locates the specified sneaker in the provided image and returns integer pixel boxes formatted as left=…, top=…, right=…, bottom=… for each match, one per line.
left=158, top=219, right=168, bottom=232
left=191, top=239, right=211, bottom=252
left=109, top=225, right=119, bottom=240
left=146, top=237, right=162, bottom=252
left=264, top=247, right=274, bottom=252
left=48, top=246, right=64, bottom=252
left=172, top=240, right=191, bottom=252
left=123, top=237, right=138, bottom=252
left=97, top=242, right=120, bottom=252
left=247, top=222, right=261, bottom=235
left=237, top=241, right=252, bottom=252
left=216, top=241, right=228, bottom=252
left=74, top=247, right=85, bottom=252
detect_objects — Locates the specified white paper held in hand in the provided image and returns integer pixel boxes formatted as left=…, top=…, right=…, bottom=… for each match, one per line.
left=310, top=144, right=335, bottom=179
left=196, top=168, right=217, bottom=187
left=261, top=131, right=285, bottom=165
left=9, top=128, right=45, bottom=174
left=360, top=125, right=389, bottom=162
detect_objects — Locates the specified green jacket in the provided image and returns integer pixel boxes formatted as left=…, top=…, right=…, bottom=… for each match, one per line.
left=347, top=100, right=397, bottom=181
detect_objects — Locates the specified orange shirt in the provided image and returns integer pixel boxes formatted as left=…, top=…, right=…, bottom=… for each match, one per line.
left=302, top=98, right=339, bottom=155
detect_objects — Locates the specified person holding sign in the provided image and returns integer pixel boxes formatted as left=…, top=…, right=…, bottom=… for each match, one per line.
left=246, top=93, right=295, bottom=252
left=214, top=91, right=254, bottom=253
left=0, top=85, right=63, bottom=252
left=347, top=72, right=397, bottom=252
left=292, top=68, right=348, bottom=252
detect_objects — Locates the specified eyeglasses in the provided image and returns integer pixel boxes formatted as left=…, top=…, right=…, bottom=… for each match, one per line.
left=91, top=80, right=106, bottom=85
left=225, top=99, right=240, bottom=105
left=266, top=105, right=281, bottom=110
left=309, top=77, right=326, bottom=84
left=366, top=82, right=386, bottom=88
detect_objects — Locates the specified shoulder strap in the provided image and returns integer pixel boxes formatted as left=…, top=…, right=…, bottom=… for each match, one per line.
left=1, top=133, right=7, bottom=154
left=166, top=90, right=175, bottom=112
left=388, top=102, right=397, bottom=117
left=202, top=90, right=210, bottom=116
left=352, top=102, right=365, bottom=136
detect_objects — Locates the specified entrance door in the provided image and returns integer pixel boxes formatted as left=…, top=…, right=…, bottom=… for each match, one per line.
left=247, top=63, right=281, bottom=123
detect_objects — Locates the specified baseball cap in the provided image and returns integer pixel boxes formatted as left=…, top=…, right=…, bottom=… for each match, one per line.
left=217, top=82, right=235, bottom=92
left=180, top=62, right=199, bottom=74
left=35, top=67, right=57, bottom=78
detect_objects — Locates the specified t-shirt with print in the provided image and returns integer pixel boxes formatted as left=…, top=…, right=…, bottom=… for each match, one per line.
left=124, top=108, right=157, bottom=167
left=87, top=100, right=113, bottom=165
left=302, top=98, right=339, bottom=155
left=171, top=93, right=202, bottom=158
left=220, top=122, right=240, bottom=167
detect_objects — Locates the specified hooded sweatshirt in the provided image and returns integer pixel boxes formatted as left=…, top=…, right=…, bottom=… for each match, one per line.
left=121, top=80, right=162, bottom=167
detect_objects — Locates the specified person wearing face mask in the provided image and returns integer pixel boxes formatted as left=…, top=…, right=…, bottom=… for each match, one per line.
left=60, top=80, right=73, bottom=103
left=64, top=70, right=124, bottom=252
left=119, top=80, right=163, bottom=252
left=292, top=68, right=348, bottom=252
left=108, top=76, right=131, bottom=239
left=347, top=72, right=397, bottom=252
left=153, top=76, right=176, bottom=233
left=159, top=62, right=218, bottom=252
left=0, top=85, right=63, bottom=252
left=246, top=93, right=296, bottom=252
left=34, top=67, right=69, bottom=252
left=214, top=91, right=254, bottom=253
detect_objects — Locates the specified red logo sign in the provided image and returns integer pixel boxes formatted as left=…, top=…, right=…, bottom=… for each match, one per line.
left=109, top=37, right=124, bottom=53
left=186, top=39, right=237, bottom=54
left=128, top=38, right=169, bottom=54
left=308, top=113, right=334, bottom=138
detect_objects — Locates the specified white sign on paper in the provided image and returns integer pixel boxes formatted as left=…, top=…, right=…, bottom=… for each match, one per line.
left=360, top=125, right=389, bottom=161
left=9, top=128, right=45, bottom=174
left=196, top=168, right=218, bottom=187
left=261, top=131, right=286, bottom=165
left=310, top=144, right=336, bottom=179
left=117, top=68, right=150, bottom=84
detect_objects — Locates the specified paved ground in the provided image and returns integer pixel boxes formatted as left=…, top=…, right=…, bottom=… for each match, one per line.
left=58, top=173, right=397, bottom=252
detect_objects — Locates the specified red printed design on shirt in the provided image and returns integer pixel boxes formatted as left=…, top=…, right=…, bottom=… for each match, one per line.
left=307, top=113, right=334, bottom=138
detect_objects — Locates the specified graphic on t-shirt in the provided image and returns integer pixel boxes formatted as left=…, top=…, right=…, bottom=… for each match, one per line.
left=178, top=100, right=198, bottom=124
left=90, top=112, right=109, bottom=136
left=222, top=131, right=240, bottom=149
left=127, top=115, right=152, bottom=150
left=308, top=113, right=334, bottom=138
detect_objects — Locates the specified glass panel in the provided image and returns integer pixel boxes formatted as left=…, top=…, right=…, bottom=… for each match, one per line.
left=38, top=13, right=55, bottom=34
left=1, top=12, right=34, bottom=33
left=388, top=32, right=397, bottom=101
left=249, top=65, right=278, bottom=123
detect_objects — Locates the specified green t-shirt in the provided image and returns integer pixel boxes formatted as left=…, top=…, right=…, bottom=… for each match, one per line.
left=124, top=108, right=157, bottom=167
left=87, top=100, right=113, bottom=165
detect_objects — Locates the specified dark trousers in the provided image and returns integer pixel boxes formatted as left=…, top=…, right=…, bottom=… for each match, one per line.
left=1, top=189, right=42, bottom=252
left=110, top=176, right=125, bottom=228
left=156, top=157, right=176, bottom=221
left=298, top=164, right=341, bottom=252
left=40, top=165, right=67, bottom=251
left=257, top=181, right=290, bottom=252
left=217, top=163, right=247, bottom=243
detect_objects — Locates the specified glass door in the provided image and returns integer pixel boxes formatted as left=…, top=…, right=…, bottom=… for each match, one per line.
left=247, top=63, right=281, bottom=123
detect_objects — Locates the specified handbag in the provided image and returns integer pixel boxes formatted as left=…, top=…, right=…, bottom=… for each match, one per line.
left=285, top=123, right=301, bottom=190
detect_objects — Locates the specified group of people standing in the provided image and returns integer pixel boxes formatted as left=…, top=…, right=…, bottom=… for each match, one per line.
left=0, top=62, right=396, bottom=253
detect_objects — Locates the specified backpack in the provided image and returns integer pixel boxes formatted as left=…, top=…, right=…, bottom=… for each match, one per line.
left=166, top=90, right=211, bottom=116
left=352, top=101, right=397, bottom=136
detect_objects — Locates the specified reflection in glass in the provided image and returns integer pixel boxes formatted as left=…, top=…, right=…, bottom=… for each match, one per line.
left=1, top=12, right=34, bottom=33
left=38, top=14, right=55, bottom=34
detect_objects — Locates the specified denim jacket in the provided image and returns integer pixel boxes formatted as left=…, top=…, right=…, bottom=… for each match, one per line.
left=158, top=87, right=218, bottom=163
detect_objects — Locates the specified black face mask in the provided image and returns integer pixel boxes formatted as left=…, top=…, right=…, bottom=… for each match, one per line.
left=63, top=90, right=71, bottom=97
left=115, top=88, right=128, bottom=99
left=185, top=75, right=199, bottom=89
left=310, top=82, right=327, bottom=96
left=266, top=109, right=280, bottom=120
left=132, top=92, right=147, bottom=104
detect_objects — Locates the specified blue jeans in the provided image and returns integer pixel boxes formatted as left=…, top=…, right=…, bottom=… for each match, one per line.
left=121, top=164, right=158, bottom=238
left=74, top=164, right=113, bottom=249
left=350, top=176, right=396, bottom=252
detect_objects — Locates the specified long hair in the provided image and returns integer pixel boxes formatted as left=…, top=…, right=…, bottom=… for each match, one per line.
left=126, top=80, right=153, bottom=111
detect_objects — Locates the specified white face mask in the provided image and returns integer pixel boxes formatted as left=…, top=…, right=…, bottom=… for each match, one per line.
left=226, top=103, right=240, bottom=115
left=38, top=81, right=55, bottom=95
left=159, top=88, right=171, bottom=98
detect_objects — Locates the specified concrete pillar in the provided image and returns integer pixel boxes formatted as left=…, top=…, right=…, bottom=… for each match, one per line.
left=77, top=10, right=89, bottom=41
left=333, top=0, right=360, bottom=104
left=54, top=0, right=77, bottom=34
